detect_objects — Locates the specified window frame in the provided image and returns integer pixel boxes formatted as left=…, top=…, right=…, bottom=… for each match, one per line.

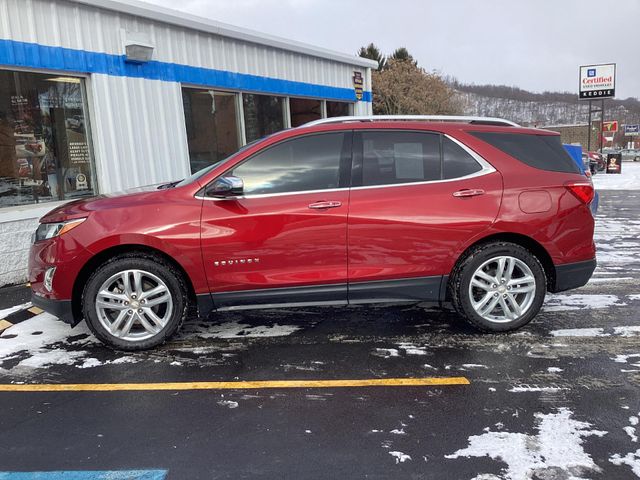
left=202, top=130, right=354, bottom=199
left=351, top=130, right=495, bottom=190
left=0, top=66, right=98, bottom=210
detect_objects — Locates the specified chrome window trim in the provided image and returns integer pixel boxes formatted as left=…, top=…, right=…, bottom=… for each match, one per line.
left=195, top=133, right=496, bottom=200
left=195, top=186, right=349, bottom=201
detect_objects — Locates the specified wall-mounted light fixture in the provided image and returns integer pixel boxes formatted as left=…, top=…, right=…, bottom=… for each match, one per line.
left=124, top=41, right=154, bottom=64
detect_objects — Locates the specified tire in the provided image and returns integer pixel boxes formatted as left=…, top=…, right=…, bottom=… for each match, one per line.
left=449, top=242, right=546, bottom=332
left=82, top=253, right=188, bottom=350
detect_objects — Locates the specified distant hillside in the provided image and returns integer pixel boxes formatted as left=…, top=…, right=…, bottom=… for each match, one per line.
left=452, top=82, right=640, bottom=127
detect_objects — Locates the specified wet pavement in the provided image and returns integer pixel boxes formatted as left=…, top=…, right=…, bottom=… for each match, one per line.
left=0, top=190, right=639, bottom=479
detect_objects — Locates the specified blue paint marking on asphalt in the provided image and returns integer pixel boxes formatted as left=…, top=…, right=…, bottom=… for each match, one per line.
left=0, top=471, right=167, bottom=480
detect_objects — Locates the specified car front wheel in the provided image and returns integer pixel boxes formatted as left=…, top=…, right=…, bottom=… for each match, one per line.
left=82, top=253, right=188, bottom=350
left=450, top=242, right=546, bottom=332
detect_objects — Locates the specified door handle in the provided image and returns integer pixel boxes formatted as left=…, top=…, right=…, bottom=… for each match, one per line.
left=453, top=189, right=485, bottom=198
left=308, top=200, right=342, bottom=209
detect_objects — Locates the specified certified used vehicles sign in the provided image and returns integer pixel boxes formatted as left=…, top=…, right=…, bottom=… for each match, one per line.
left=579, top=63, right=616, bottom=99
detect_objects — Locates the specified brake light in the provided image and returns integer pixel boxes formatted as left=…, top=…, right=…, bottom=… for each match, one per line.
left=565, top=182, right=594, bottom=204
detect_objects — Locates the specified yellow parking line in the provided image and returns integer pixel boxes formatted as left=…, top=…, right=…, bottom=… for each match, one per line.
left=0, top=377, right=469, bottom=392
left=27, top=306, right=44, bottom=315
left=0, top=319, right=13, bottom=333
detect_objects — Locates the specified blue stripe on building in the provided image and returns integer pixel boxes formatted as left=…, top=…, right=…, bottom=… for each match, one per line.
left=0, top=39, right=372, bottom=103
left=0, top=471, right=167, bottom=480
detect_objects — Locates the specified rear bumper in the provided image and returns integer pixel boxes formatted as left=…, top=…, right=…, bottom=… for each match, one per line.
left=551, top=258, right=596, bottom=293
left=31, top=293, right=76, bottom=326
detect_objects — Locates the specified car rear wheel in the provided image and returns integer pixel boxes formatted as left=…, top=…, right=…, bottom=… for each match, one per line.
left=450, top=242, right=546, bottom=332
left=82, top=253, right=188, bottom=350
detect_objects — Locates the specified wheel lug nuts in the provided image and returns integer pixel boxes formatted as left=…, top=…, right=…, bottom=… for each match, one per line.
left=494, top=293, right=498, bottom=297
left=138, top=309, right=143, bottom=313
left=131, top=294, right=137, bottom=299
left=124, top=301, right=129, bottom=305
left=127, top=310, right=133, bottom=314
left=141, top=300, right=145, bottom=304
left=492, top=284, right=496, bottom=288
left=503, top=294, right=507, bottom=298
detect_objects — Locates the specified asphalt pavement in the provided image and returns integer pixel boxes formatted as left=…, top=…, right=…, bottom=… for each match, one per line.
left=0, top=190, right=639, bottom=479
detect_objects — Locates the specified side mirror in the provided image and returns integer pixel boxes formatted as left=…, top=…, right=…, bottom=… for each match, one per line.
left=206, top=176, right=244, bottom=198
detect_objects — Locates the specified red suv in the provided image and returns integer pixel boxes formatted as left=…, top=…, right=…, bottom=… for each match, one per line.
left=29, top=116, right=596, bottom=350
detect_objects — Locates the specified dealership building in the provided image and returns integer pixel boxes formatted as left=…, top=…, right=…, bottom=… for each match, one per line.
left=0, top=0, right=375, bottom=286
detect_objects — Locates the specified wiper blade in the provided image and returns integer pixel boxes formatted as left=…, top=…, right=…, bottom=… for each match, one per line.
left=157, top=180, right=181, bottom=190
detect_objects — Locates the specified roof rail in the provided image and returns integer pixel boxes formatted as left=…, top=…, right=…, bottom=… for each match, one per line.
left=302, top=115, right=520, bottom=128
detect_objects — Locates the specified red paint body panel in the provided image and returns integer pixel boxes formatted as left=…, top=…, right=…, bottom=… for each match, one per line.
left=28, top=121, right=596, bottom=318
left=200, top=191, right=349, bottom=292
left=347, top=171, right=503, bottom=281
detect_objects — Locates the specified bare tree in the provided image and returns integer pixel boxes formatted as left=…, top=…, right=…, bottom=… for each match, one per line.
left=372, top=59, right=461, bottom=115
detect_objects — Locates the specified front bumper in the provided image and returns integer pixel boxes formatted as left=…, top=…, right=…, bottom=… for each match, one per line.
left=31, top=292, right=76, bottom=325
left=551, top=258, right=597, bottom=293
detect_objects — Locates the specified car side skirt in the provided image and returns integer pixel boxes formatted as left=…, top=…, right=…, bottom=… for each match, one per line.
left=201, top=276, right=445, bottom=313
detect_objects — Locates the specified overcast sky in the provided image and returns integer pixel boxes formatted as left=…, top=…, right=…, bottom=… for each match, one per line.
left=142, top=0, right=639, bottom=99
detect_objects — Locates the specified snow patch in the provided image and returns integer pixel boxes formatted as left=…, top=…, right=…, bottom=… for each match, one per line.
left=0, top=302, right=31, bottom=318
left=446, top=408, right=607, bottom=479
left=190, top=321, right=301, bottom=339
left=543, top=294, right=624, bottom=312
left=389, top=451, right=411, bottom=464
left=593, top=163, right=640, bottom=190
left=218, top=400, right=238, bottom=409
left=551, top=326, right=640, bottom=337
left=547, top=367, right=564, bottom=373
left=508, top=385, right=567, bottom=393
left=610, top=450, right=640, bottom=477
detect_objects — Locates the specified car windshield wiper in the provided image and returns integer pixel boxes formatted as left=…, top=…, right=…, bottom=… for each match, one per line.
left=157, top=180, right=182, bottom=190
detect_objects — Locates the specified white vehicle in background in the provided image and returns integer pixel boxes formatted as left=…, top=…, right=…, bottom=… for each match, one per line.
left=620, top=149, right=640, bottom=162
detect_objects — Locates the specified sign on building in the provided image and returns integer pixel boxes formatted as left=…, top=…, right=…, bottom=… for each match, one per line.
left=602, top=121, right=618, bottom=133
left=624, top=124, right=640, bottom=136
left=606, top=153, right=622, bottom=174
left=579, top=64, right=616, bottom=99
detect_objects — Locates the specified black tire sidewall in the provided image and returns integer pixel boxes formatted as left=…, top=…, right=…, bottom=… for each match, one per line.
left=82, top=254, right=187, bottom=350
left=454, top=243, right=546, bottom=332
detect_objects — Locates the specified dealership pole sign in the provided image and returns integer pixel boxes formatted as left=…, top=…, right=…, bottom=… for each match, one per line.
left=579, top=63, right=616, bottom=99
left=624, top=125, right=640, bottom=136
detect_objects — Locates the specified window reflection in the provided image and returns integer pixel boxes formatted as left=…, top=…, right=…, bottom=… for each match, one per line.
left=289, top=98, right=321, bottom=127
left=182, top=88, right=239, bottom=174
left=231, top=133, right=346, bottom=195
left=0, top=70, right=94, bottom=208
left=243, top=93, right=285, bottom=143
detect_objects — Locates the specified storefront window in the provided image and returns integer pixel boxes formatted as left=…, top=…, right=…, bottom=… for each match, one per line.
left=0, top=70, right=95, bottom=208
left=327, top=101, right=352, bottom=118
left=243, top=93, right=285, bottom=143
left=289, top=98, right=322, bottom=127
left=182, top=88, right=240, bottom=174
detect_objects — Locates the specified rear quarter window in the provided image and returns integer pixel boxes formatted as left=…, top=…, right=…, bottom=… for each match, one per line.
left=470, top=132, right=581, bottom=174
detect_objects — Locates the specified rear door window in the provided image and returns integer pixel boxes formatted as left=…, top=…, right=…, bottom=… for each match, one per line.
left=355, top=131, right=441, bottom=186
left=470, top=132, right=581, bottom=174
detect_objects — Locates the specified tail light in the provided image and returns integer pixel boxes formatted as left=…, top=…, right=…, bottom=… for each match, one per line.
left=565, top=182, right=595, bottom=204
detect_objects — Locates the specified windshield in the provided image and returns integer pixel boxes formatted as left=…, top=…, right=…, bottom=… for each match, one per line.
left=174, top=139, right=264, bottom=188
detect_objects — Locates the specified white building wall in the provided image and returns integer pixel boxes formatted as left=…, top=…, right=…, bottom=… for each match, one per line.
left=87, top=74, right=191, bottom=192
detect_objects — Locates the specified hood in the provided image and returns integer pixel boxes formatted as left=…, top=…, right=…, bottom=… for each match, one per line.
left=40, top=182, right=172, bottom=223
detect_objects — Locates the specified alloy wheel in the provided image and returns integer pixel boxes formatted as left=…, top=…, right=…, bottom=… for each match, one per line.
left=468, top=256, right=536, bottom=323
left=95, top=269, right=174, bottom=342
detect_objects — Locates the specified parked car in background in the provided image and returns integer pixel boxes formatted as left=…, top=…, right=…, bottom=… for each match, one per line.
left=620, top=149, right=640, bottom=162
left=587, top=151, right=605, bottom=171
left=29, top=115, right=597, bottom=350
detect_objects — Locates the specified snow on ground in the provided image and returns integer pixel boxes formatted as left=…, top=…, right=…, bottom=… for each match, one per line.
left=182, top=320, right=301, bottom=339
left=0, top=302, right=31, bottom=319
left=543, top=294, right=625, bottom=312
left=446, top=408, right=607, bottom=480
left=0, top=313, right=96, bottom=369
left=551, top=326, right=640, bottom=338
left=593, top=162, right=640, bottom=190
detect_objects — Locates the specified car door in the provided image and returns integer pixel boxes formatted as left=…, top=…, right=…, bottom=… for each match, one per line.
left=347, top=129, right=502, bottom=303
left=200, top=131, right=352, bottom=309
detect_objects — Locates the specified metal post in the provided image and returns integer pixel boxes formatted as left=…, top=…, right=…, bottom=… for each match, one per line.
left=587, top=100, right=593, bottom=152
left=599, top=99, right=605, bottom=152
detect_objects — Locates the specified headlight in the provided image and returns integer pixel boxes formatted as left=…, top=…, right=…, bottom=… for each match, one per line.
left=34, top=218, right=86, bottom=242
